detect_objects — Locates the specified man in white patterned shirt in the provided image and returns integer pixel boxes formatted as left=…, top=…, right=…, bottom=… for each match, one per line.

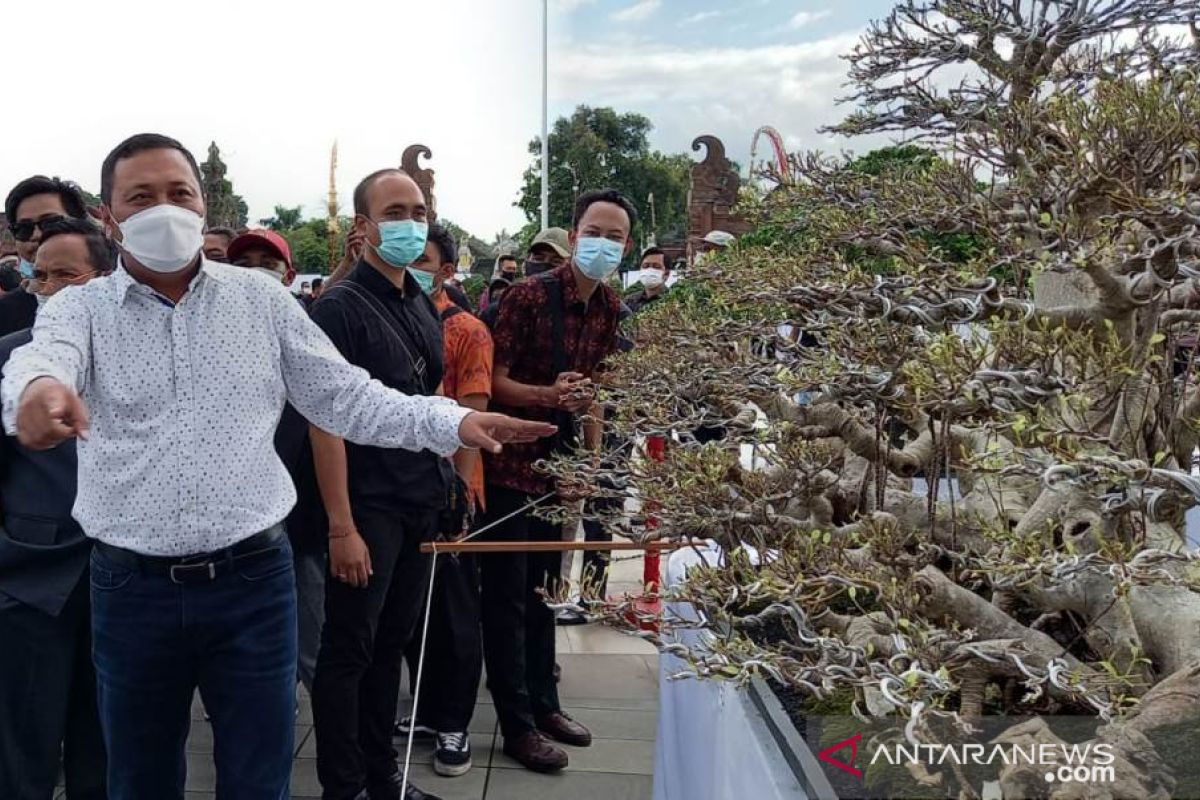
left=0, top=133, right=555, bottom=800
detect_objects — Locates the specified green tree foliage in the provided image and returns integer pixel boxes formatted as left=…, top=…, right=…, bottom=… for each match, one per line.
left=460, top=275, right=487, bottom=306
left=259, top=205, right=304, bottom=231
left=847, top=144, right=938, bottom=176
left=274, top=217, right=352, bottom=275
left=199, top=142, right=248, bottom=229
left=440, top=218, right=494, bottom=259
left=517, top=106, right=691, bottom=247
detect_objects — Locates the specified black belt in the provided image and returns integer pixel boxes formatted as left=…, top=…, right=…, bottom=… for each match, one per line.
left=94, top=526, right=285, bottom=585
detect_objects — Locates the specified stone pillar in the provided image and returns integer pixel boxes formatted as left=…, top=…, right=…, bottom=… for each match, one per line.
left=401, top=144, right=437, bottom=223
left=687, top=135, right=752, bottom=262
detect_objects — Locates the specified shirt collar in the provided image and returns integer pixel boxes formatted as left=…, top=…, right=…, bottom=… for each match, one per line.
left=552, top=262, right=616, bottom=310
left=351, top=258, right=419, bottom=299
left=115, top=255, right=224, bottom=304
left=553, top=263, right=586, bottom=309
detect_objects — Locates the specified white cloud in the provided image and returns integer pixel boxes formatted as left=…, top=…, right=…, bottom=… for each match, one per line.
left=682, top=10, right=723, bottom=25
left=549, top=31, right=903, bottom=176
left=612, top=0, right=661, bottom=23
left=789, top=10, right=832, bottom=29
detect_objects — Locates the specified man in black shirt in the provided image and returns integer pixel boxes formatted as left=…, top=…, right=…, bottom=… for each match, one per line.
left=0, top=217, right=115, bottom=800
left=0, top=176, right=91, bottom=337
left=0, top=262, right=21, bottom=293
left=228, top=229, right=329, bottom=695
left=309, top=169, right=448, bottom=800
left=624, top=245, right=671, bottom=314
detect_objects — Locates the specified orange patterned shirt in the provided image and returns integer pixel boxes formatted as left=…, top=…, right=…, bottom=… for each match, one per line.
left=434, top=292, right=494, bottom=509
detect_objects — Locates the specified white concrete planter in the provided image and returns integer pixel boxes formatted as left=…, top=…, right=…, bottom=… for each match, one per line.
left=652, top=629, right=841, bottom=800
left=654, top=544, right=837, bottom=800
left=747, top=677, right=840, bottom=800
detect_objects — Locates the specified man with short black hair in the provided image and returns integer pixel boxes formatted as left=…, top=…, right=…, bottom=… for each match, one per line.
left=1, top=176, right=90, bottom=336
left=626, top=246, right=671, bottom=314
left=497, top=254, right=519, bottom=281
left=312, top=277, right=325, bottom=299
left=203, top=226, right=237, bottom=262
left=2, top=133, right=553, bottom=800
left=309, top=168, right=456, bottom=800
left=480, top=189, right=632, bottom=772
left=0, top=215, right=115, bottom=800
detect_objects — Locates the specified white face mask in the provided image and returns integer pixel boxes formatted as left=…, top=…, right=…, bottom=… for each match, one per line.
left=641, top=268, right=665, bottom=290
left=113, top=204, right=205, bottom=273
left=251, top=266, right=288, bottom=285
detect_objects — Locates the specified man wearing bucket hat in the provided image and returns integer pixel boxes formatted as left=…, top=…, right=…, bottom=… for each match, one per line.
left=694, top=229, right=735, bottom=267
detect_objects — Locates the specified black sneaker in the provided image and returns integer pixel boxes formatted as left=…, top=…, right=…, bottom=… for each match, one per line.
left=555, top=608, right=588, bottom=626
left=433, top=731, right=472, bottom=777
left=393, top=715, right=436, bottom=739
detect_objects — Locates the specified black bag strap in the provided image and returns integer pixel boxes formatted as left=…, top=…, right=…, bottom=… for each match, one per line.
left=543, top=274, right=569, bottom=375
left=440, top=304, right=466, bottom=323
left=538, top=274, right=579, bottom=452
left=330, top=280, right=431, bottom=392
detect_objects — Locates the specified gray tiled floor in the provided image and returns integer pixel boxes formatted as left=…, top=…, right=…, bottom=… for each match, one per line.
left=61, top=555, right=660, bottom=800
left=174, top=631, right=658, bottom=799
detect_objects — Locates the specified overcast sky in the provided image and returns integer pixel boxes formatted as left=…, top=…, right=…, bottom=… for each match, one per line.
left=1, top=0, right=897, bottom=238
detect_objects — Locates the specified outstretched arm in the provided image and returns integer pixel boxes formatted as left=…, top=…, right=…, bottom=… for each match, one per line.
left=3, top=291, right=93, bottom=448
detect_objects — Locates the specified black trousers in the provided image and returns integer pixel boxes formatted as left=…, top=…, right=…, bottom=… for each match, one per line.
left=478, top=486, right=562, bottom=741
left=403, top=553, right=482, bottom=733
left=0, top=576, right=106, bottom=800
left=312, top=509, right=437, bottom=800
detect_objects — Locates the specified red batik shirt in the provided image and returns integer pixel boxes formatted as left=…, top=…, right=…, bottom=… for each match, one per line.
left=485, top=264, right=621, bottom=495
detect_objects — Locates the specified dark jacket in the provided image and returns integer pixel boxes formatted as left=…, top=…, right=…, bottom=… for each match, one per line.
left=0, top=329, right=90, bottom=616
left=0, top=288, right=37, bottom=338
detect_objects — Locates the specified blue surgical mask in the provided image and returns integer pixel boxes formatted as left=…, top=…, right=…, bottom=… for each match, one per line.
left=371, top=219, right=428, bottom=268
left=17, top=258, right=35, bottom=279
left=574, top=237, right=624, bottom=281
left=406, top=267, right=437, bottom=294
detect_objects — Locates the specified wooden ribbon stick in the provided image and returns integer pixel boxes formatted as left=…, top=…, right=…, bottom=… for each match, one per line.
left=420, top=539, right=702, bottom=554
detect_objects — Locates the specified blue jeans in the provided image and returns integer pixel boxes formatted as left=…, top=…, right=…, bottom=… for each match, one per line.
left=90, top=531, right=298, bottom=800
left=293, top=545, right=326, bottom=695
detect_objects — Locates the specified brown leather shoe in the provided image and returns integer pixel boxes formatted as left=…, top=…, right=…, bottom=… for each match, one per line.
left=503, top=731, right=568, bottom=772
left=536, top=711, right=592, bottom=747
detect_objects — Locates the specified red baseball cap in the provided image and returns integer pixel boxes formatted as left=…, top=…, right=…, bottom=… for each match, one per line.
left=226, top=229, right=293, bottom=270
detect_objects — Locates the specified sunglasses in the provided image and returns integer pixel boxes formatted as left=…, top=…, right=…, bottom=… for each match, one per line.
left=10, top=215, right=66, bottom=242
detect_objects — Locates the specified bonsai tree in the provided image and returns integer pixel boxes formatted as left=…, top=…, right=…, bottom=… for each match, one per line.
left=542, top=2, right=1200, bottom=797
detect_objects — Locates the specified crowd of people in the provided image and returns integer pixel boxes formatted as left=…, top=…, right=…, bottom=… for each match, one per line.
left=0, top=132, right=718, bottom=800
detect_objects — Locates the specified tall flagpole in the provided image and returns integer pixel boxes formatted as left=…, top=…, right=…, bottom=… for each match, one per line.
left=540, top=0, right=550, bottom=231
